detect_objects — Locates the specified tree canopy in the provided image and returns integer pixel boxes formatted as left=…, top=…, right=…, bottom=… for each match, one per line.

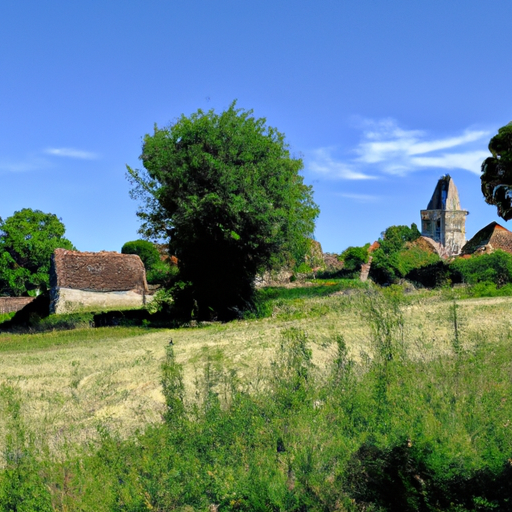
left=481, top=122, right=512, bottom=220
left=121, top=239, right=176, bottom=285
left=368, top=223, right=438, bottom=285
left=450, top=250, right=512, bottom=288
left=0, top=209, right=75, bottom=296
left=121, top=240, right=161, bottom=271
left=127, top=102, right=319, bottom=320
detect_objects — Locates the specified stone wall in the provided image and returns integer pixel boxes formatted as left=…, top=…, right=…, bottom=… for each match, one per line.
left=51, top=288, right=149, bottom=315
left=420, top=209, right=467, bottom=256
left=0, top=297, right=36, bottom=314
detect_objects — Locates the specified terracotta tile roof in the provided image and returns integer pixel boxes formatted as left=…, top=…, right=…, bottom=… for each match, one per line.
left=369, top=241, right=380, bottom=253
left=50, top=249, right=148, bottom=293
left=414, top=236, right=450, bottom=259
left=461, top=222, right=512, bottom=255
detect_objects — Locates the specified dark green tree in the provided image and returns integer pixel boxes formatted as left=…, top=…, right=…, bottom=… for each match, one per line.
left=0, top=209, right=75, bottom=296
left=339, top=245, right=370, bottom=278
left=378, top=224, right=421, bottom=254
left=127, top=102, right=319, bottom=320
left=121, top=239, right=161, bottom=269
left=481, top=122, right=512, bottom=220
left=369, top=224, right=431, bottom=285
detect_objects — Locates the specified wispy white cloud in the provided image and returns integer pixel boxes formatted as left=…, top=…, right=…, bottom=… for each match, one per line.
left=410, top=151, right=490, bottom=174
left=0, top=157, right=50, bottom=173
left=0, top=146, right=99, bottom=173
left=45, top=148, right=98, bottom=159
left=307, top=119, right=491, bottom=179
left=308, top=147, right=376, bottom=180
left=337, top=192, right=380, bottom=203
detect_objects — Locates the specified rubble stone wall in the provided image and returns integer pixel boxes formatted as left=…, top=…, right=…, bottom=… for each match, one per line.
left=0, top=297, right=36, bottom=314
left=52, top=288, right=150, bottom=315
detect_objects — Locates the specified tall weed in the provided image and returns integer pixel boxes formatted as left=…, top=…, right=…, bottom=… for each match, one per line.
left=0, top=385, right=52, bottom=512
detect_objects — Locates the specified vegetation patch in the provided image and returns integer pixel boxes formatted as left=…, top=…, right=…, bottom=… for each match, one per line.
left=1, top=286, right=512, bottom=509
left=0, top=326, right=154, bottom=353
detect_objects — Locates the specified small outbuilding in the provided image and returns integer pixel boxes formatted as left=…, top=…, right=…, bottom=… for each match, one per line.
left=461, top=222, right=512, bottom=256
left=50, top=249, right=149, bottom=314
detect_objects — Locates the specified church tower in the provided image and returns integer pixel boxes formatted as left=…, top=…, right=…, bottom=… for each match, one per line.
left=420, top=175, right=468, bottom=256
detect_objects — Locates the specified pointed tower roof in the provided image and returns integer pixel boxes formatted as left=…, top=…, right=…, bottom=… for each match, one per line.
left=426, top=175, right=462, bottom=210
left=461, top=222, right=512, bottom=255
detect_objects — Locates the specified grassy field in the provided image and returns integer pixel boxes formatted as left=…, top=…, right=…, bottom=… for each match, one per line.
left=1, top=283, right=511, bottom=461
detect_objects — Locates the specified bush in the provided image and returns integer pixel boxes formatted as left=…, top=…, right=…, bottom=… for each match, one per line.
left=406, top=260, right=449, bottom=288
left=369, top=224, right=440, bottom=285
left=121, top=240, right=176, bottom=285
left=0, top=312, right=15, bottom=325
left=36, top=312, right=94, bottom=331
left=450, top=250, right=512, bottom=287
left=145, top=259, right=178, bottom=286
left=339, top=245, right=369, bottom=278
left=121, top=239, right=160, bottom=269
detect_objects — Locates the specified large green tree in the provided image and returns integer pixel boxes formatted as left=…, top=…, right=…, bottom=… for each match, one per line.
left=481, top=122, right=512, bottom=219
left=0, top=209, right=75, bottom=296
left=127, top=103, right=319, bottom=320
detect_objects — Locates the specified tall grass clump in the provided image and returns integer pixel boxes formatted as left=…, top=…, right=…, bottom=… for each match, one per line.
left=0, top=385, right=53, bottom=511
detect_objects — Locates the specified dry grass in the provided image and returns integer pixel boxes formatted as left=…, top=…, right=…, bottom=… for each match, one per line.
left=0, top=290, right=511, bottom=458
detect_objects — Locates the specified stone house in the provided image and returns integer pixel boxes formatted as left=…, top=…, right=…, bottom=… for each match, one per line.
left=50, top=249, right=149, bottom=314
left=461, top=222, right=512, bottom=256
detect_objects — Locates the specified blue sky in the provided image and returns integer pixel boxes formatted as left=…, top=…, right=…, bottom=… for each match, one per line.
left=1, top=1, right=511, bottom=253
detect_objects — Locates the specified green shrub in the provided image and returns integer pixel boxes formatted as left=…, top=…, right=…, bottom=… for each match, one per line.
left=146, top=258, right=178, bottom=285
left=36, top=312, right=94, bottom=331
left=0, top=312, right=15, bottom=325
left=122, top=239, right=177, bottom=285
left=145, top=287, right=174, bottom=315
left=370, top=224, right=440, bottom=285
left=294, top=262, right=313, bottom=274
left=406, top=260, right=450, bottom=288
left=338, top=245, right=370, bottom=278
left=450, top=250, right=512, bottom=287
left=121, top=239, right=160, bottom=269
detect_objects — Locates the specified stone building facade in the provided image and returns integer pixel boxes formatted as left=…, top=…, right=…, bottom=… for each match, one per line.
left=420, top=175, right=468, bottom=257
left=50, top=249, right=149, bottom=314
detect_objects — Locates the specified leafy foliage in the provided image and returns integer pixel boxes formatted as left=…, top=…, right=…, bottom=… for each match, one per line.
left=4, top=290, right=512, bottom=510
left=481, top=122, right=512, bottom=220
left=121, top=239, right=176, bottom=285
left=450, top=250, right=512, bottom=287
left=369, top=223, right=439, bottom=285
left=0, top=209, right=74, bottom=296
left=127, top=102, right=319, bottom=320
left=121, top=239, right=160, bottom=269
left=406, top=260, right=450, bottom=288
left=339, top=244, right=370, bottom=277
